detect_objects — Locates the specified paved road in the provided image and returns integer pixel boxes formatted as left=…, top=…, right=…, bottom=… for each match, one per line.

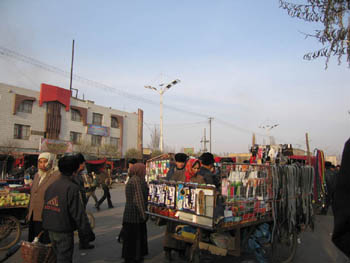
left=1, top=184, right=349, bottom=263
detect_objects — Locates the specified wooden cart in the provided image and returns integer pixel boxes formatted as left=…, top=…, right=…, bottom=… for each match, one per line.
left=0, top=205, right=28, bottom=251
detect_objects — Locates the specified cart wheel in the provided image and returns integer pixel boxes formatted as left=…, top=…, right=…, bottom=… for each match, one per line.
left=0, top=215, right=21, bottom=251
left=270, top=226, right=297, bottom=263
left=86, top=211, right=95, bottom=229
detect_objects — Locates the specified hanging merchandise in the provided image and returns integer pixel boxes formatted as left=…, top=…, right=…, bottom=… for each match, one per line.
left=145, top=154, right=172, bottom=182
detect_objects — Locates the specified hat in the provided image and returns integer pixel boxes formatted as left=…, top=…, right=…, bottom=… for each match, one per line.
left=175, top=153, right=188, bottom=163
left=128, top=158, right=137, bottom=165
left=58, top=156, right=80, bottom=176
left=75, top=153, right=85, bottom=164
left=200, top=152, right=215, bottom=165
left=325, top=161, right=333, bottom=168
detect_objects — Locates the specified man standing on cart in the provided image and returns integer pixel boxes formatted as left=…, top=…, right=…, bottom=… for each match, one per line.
left=198, top=152, right=216, bottom=186
left=163, top=153, right=188, bottom=261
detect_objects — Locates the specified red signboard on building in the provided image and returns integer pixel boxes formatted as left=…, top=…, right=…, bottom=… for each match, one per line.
left=39, top=83, right=71, bottom=111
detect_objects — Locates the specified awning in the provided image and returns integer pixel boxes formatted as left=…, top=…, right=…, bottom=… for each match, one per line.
left=86, top=158, right=107, bottom=165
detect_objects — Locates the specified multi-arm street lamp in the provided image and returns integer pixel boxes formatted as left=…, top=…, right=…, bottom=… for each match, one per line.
left=259, top=123, right=279, bottom=145
left=144, top=79, right=181, bottom=152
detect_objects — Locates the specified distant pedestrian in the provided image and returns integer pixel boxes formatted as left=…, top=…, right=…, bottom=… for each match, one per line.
left=122, top=163, right=149, bottom=263
left=95, top=165, right=114, bottom=210
left=42, top=155, right=95, bottom=263
left=84, top=172, right=98, bottom=205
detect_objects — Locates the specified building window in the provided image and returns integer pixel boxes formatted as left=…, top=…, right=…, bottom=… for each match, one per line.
left=71, top=109, right=81, bottom=122
left=18, top=100, right=33, bottom=113
left=110, top=137, right=120, bottom=148
left=92, top=113, right=103, bottom=126
left=111, top=117, right=119, bottom=128
left=91, top=135, right=102, bottom=146
left=70, top=131, right=82, bottom=144
left=14, top=124, right=30, bottom=140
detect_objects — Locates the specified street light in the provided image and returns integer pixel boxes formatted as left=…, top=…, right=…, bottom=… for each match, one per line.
left=144, top=79, right=181, bottom=152
left=259, top=123, right=279, bottom=145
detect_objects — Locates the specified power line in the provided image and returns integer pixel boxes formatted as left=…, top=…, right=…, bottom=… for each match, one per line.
left=0, top=46, right=294, bottom=144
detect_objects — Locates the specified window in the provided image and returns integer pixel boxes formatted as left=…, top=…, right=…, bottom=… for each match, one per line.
left=71, top=109, right=81, bottom=122
left=92, top=113, right=103, bottom=125
left=110, top=137, right=120, bottom=148
left=91, top=135, right=102, bottom=146
left=70, top=131, right=82, bottom=144
left=18, top=100, right=33, bottom=113
left=111, top=117, right=119, bottom=128
left=14, top=124, right=30, bottom=140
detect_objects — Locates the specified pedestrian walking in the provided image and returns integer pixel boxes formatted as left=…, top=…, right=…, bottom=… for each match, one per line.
left=95, top=165, right=114, bottom=210
left=42, top=155, right=95, bottom=263
left=27, top=152, right=58, bottom=244
left=122, top=163, right=149, bottom=263
left=84, top=172, right=99, bottom=205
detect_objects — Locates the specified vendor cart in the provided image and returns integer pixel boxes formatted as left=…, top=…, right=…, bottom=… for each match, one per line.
left=146, top=163, right=314, bottom=263
left=0, top=192, right=30, bottom=251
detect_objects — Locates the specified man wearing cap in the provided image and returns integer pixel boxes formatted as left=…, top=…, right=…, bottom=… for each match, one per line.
left=43, top=155, right=95, bottom=263
left=163, top=153, right=188, bottom=261
left=166, top=153, right=188, bottom=182
left=27, top=152, right=59, bottom=244
left=198, top=152, right=215, bottom=185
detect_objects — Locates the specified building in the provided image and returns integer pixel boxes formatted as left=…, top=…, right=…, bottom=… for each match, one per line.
left=0, top=83, right=143, bottom=161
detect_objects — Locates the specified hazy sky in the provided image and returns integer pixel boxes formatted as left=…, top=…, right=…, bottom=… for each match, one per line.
left=0, top=1, right=349, bottom=157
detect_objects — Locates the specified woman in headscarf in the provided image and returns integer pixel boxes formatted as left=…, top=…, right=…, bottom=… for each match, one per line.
left=122, top=163, right=149, bottom=263
left=332, top=138, right=350, bottom=258
left=185, top=158, right=205, bottom=184
left=27, top=152, right=59, bottom=243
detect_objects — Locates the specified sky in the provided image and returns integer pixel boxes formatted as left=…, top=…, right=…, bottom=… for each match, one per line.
left=0, top=1, right=349, bottom=158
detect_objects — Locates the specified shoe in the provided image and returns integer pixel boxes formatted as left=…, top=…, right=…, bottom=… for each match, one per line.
left=79, top=243, right=95, bottom=250
left=108, top=205, right=114, bottom=209
left=95, top=204, right=100, bottom=211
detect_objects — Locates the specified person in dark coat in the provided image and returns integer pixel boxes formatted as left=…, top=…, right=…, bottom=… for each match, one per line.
left=163, top=153, right=188, bottom=261
left=198, top=152, right=215, bottom=185
left=332, top=138, right=350, bottom=258
left=95, top=165, right=114, bottom=210
left=73, top=153, right=95, bottom=250
left=321, top=161, right=337, bottom=215
left=122, top=163, right=149, bottom=263
left=42, top=155, right=95, bottom=263
left=166, top=153, right=187, bottom=182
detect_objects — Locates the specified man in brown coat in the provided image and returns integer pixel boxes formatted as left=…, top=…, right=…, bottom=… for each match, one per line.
left=27, top=152, right=59, bottom=243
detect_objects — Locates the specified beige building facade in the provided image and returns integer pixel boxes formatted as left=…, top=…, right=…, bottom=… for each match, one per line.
left=0, top=83, right=143, bottom=157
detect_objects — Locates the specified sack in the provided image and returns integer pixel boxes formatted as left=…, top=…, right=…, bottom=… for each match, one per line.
left=21, top=232, right=56, bottom=263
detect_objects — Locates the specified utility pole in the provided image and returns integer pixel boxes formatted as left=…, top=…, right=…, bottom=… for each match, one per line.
left=69, top=39, right=75, bottom=94
left=209, top=117, right=213, bottom=152
left=200, top=128, right=209, bottom=153
left=305, top=132, right=311, bottom=165
left=144, top=79, right=180, bottom=152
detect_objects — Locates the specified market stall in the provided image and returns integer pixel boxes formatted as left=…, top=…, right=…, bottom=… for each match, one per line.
left=0, top=186, right=30, bottom=251
left=146, top=163, right=314, bottom=262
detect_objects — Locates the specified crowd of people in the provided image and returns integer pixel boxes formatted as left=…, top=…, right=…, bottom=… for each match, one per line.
left=17, top=141, right=350, bottom=262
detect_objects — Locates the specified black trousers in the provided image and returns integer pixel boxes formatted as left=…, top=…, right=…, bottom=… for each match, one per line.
left=97, top=184, right=113, bottom=207
left=49, top=231, right=74, bottom=263
left=28, top=216, right=50, bottom=244
left=122, top=222, right=148, bottom=262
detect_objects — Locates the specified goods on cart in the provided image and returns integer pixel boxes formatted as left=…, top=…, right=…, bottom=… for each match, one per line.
left=0, top=193, right=30, bottom=208
left=146, top=154, right=173, bottom=182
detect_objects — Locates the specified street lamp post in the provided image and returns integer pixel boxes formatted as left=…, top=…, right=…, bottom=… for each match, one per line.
left=259, top=123, right=279, bottom=145
left=145, top=79, right=180, bottom=152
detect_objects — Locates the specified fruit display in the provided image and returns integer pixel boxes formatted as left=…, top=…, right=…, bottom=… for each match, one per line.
left=0, top=193, right=30, bottom=208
